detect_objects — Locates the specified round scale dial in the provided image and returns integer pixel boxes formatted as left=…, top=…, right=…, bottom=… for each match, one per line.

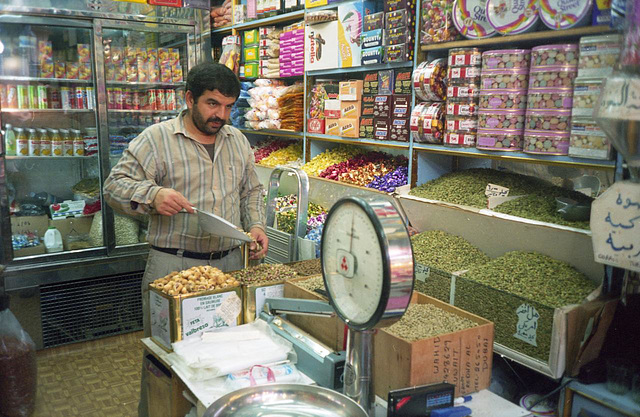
left=321, top=197, right=414, bottom=331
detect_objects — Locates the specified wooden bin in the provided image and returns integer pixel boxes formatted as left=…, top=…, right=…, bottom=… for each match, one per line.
left=149, top=285, right=243, bottom=352
left=373, top=292, right=494, bottom=399
left=283, top=276, right=346, bottom=352
left=242, top=280, right=286, bottom=323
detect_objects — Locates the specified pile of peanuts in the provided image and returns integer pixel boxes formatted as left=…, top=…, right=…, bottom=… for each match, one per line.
left=151, top=265, right=239, bottom=296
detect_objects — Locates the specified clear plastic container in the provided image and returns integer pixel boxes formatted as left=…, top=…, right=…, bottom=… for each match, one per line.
left=444, top=131, right=476, bottom=147
left=446, top=116, right=478, bottom=132
left=44, top=227, right=63, bottom=253
left=569, top=117, right=612, bottom=160
left=572, top=78, right=603, bottom=117
left=479, top=89, right=527, bottom=110
left=476, top=128, right=523, bottom=151
left=447, top=66, right=481, bottom=86
left=447, top=84, right=480, bottom=99
left=578, top=34, right=623, bottom=77
left=523, top=130, right=570, bottom=155
left=481, top=69, right=529, bottom=89
left=448, top=48, right=483, bottom=67
left=482, top=49, right=531, bottom=70
left=446, top=98, right=479, bottom=116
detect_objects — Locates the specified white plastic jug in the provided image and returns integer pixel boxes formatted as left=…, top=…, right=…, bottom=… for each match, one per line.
left=44, top=226, right=63, bottom=253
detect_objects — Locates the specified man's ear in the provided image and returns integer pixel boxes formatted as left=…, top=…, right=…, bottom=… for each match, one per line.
left=185, top=90, right=194, bottom=108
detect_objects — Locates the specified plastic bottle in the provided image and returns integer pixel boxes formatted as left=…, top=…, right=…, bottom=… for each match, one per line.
left=15, top=127, right=28, bottom=156
left=44, top=226, right=63, bottom=253
left=4, top=124, right=16, bottom=156
left=38, top=128, right=51, bottom=156
left=27, top=128, right=39, bottom=156
left=17, top=26, right=37, bottom=77
left=28, top=191, right=61, bottom=206
left=49, top=128, right=62, bottom=157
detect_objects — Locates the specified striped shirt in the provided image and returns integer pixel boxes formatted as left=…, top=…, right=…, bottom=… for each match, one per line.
left=103, top=111, right=265, bottom=253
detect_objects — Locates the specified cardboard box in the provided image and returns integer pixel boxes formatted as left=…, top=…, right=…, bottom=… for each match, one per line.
left=244, top=62, right=259, bottom=78
left=326, top=119, right=340, bottom=136
left=362, top=46, right=383, bottom=65
left=324, top=99, right=341, bottom=118
left=339, top=80, right=364, bottom=101
left=339, top=118, right=359, bottom=138
left=394, top=70, right=413, bottom=95
left=14, top=244, right=46, bottom=257
left=373, top=94, right=390, bottom=118
left=385, top=42, right=414, bottom=63
left=363, top=72, right=379, bottom=95
left=392, top=94, right=411, bottom=118
left=374, top=117, right=390, bottom=140
left=149, top=286, right=243, bottom=352
left=384, top=0, right=416, bottom=12
left=307, top=118, right=326, bottom=134
left=242, top=281, right=286, bottom=323
left=374, top=292, right=494, bottom=399
left=11, top=215, right=50, bottom=236
left=49, top=217, right=94, bottom=250
left=284, top=277, right=346, bottom=352
left=379, top=69, right=395, bottom=95
left=362, top=29, right=383, bottom=49
left=50, top=200, right=86, bottom=219
left=305, top=22, right=339, bottom=71
left=359, top=116, right=375, bottom=139
left=390, top=117, right=410, bottom=142
left=362, top=95, right=376, bottom=116
left=337, top=1, right=376, bottom=68
left=364, top=11, right=384, bottom=30
left=340, top=100, right=361, bottom=118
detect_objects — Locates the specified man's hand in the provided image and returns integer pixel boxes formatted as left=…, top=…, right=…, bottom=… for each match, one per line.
left=152, top=188, right=194, bottom=216
left=249, top=227, right=269, bottom=260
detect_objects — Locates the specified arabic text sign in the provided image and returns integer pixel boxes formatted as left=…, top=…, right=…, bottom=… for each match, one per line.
left=591, top=181, right=640, bottom=272
left=514, top=303, right=539, bottom=347
left=597, top=77, right=640, bottom=122
left=485, top=183, right=510, bottom=198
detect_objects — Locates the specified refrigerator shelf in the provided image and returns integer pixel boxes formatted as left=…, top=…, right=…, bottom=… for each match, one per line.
left=108, top=109, right=181, bottom=114
left=1, top=108, right=94, bottom=113
left=5, top=155, right=97, bottom=160
left=106, top=81, right=186, bottom=88
left=0, top=76, right=93, bottom=84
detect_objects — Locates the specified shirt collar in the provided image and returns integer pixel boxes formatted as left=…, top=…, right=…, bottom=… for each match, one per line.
left=173, top=110, right=234, bottom=140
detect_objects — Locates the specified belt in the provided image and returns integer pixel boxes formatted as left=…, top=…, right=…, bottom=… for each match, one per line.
left=151, top=245, right=235, bottom=260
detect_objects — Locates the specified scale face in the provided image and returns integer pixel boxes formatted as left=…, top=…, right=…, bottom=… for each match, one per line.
left=321, top=196, right=414, bottom=331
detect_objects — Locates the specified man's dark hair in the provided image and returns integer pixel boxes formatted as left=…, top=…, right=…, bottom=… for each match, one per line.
left=186, top=62, right=240, bottom=102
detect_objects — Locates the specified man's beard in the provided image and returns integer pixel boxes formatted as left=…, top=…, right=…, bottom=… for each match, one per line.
left=191, top=105, right=226, bottom=135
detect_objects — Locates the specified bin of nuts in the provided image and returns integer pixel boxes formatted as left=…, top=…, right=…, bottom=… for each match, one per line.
left=149, top=266, right=242, bottom=351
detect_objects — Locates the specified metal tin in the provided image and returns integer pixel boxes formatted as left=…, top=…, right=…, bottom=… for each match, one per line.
left=539, top=0, right=592, bottom=30
left=482, top=49, right=531, bottom=70
left=523, top=130, right=570, bottom=155
left=452, top=0, right=497, bottom=39
left=476, top=128, right=523, bottom=151
left=531, top=44, right=579, bottom=68
left=486, top=0, right=540, bottom=35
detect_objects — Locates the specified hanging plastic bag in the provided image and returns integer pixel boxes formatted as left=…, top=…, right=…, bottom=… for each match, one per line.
left=0, top=297, right=37, bottom=417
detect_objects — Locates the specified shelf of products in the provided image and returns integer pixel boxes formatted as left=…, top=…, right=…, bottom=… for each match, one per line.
left=6, top=155, right=96, bottom=160
left=0, top=76, right=93, bottom=84
left=108, top=109, right=180, bottom=114
left=105, top=81, right=186, bottom=88
left=2, top=109, right=94, bottom=113
left=235, top=10, right=305, bottom=31
left=307, top=133, right=410, bottom=150
left=306, top=61, right=414, bottom=77
left=240, top=128, right=303, bottom=139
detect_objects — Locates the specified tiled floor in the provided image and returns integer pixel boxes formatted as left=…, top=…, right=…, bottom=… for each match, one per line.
left=33, top=331, right=143, bottom=417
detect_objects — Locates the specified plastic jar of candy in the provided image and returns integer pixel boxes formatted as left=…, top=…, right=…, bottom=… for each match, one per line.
left=526, top=89, right=574, bottom=110
left=578, top=34, right=623, bottom=77
left=447, top=84, right=480, bottom=99
left=448, top=47, right=483, bottom=67
left=482, top=49, right=531, bottom=70
left=525, top=109, right=571, bottom=131
left=572, top=78, right=603, bottom=116
left=411, top=102, right=445, bottom=143
left=414, top=59, right=448, bottom=101
left=528, top=66, right=577, bottom=89
left=479, top=89, right=527, bottom=110
left=444, top=131, right=477, bottom=147
left=478, top=109, right=525, bottom=130
left=447, top=98, right=478, bottom=116
left=476, top=128, right=524, bottom=151
left=446, top=116, right=478, bottom=132
left=523, top=130, right=570, bottom=155
left=481, top=69, right=529, bottom=89
left=448, top=66, right=482, bottom=86
left=531, top=44, right=579, bottom=68
left=569, top=118, right=612, bottom=160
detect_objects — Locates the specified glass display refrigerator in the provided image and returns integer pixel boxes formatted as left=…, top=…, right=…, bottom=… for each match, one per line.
left=0, top=0, right=209, bottom=349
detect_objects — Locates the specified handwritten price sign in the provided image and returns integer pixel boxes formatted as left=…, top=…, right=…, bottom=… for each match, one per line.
left=513, top=303, right=539, bottom=347
left=591, top=181, right=640, bottom=272
left=485, top=183, right=510, bottom=198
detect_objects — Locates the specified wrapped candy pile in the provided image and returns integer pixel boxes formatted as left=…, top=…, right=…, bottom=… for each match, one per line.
left=253, top=139, right=294, bottom=163
left=277, top=84, right=304, bottom=131
left=301, top=145, right=362, bottom=176
left=245, top=79, right=287, bottom=130
left=260, top=142, right=303, bottom=168
left=273, top=196, right=328, bottom=235
left=367, top=165, right=409, bottom=193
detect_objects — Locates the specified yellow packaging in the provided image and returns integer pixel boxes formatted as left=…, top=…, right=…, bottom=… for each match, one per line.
left=326, top=119, right=340, bottom=136
left=306, top=0, right=328, bottom=7
left=125, top=47, right=137, bottom=65
left=106, top=63, right=116, bottom=81
left=137, top=47, right=148, bottom=61
left=149, top=285, right=243, bottom=352
left=158, top=48, right=170, bottom=62
left=137, top=57, right=148, bottom=83
left=77, top=44, right=91, bottom=63
left=160, top=62, right=172, bottom=83
left=66, top=62, right=79, bottom=79
left=339, top=118, right=359, bottom=138
left=126, top=63, right=138, bottom=82
left=54, top=62, right=66, bottom=79
left=148, top=48, right=158, bottom=64
left=244, top=62, right=259, bottom=78
left=169, top=48, right=180, bottom=66
left=171, top=65, right=183, bottom=83
left=78, top=62, right=92, bottom=81
left=244, top=29, right=259, bottom=46
left=244, top=46, right=259, bottom=62
left=40, top=59, right=54, bottom=79
left=38, top=41, right=52, bottom=60
left=148, top=62, right=160, bottom=83
left=115, top=66, right=127, bottom=82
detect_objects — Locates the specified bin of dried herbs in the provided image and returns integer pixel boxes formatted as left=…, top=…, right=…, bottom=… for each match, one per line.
left=408, top=168, right=593, bottom=229
left=411, top=230, right=490, bottom=302
left=456, top=251, right=598, bottom=361
left=232, top=263, right=298, bottom=285
left=384, top=303, right=478, bottom=342
left=287, top=258, right=322, bottom=276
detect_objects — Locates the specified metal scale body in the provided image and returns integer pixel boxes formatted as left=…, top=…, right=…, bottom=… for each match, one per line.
left=265, top=196, right=414, bottom=415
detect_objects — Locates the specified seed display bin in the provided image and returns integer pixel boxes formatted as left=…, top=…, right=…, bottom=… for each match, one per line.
left=242, top=280, right=287, bottom=323
left=413, top=262, right=458, bottom=303
left=149, top=285, right=243, bottom=352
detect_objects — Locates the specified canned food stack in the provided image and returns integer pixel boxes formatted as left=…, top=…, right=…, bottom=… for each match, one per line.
left=569, top=34, right=623, bottom=160
left=477, top=49, right=530, bottom=151
left=524, top=44, right=578, bottom=155
left=411, top=58, right=447, bottom=144
left=445, top=48, right=482, bottom=147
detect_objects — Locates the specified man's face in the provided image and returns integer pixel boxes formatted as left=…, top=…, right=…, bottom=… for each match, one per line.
left=187, top=89, right=236, bottom=136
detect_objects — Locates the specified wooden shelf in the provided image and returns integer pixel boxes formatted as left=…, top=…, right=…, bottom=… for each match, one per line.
left=420, top=25, right=612, bottom=52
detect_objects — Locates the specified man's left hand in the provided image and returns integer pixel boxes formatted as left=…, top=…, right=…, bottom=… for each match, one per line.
left=249, top=227, right=269, bottom=260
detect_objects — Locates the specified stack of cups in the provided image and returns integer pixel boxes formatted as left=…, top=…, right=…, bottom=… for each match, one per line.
left=444, top=48, right=482, bottom=147
left=477, top=49, right=530, bottom=151
left=524, top=44, right=578, bottom=155
left=569, top=34, right=623, bottom=160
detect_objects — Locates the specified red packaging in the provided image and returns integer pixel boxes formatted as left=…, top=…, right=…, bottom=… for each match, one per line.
left=123, top=89, right=133, bottom=110
left=139, top=90, right=150, bottom=110
left=68, top=87, right=77, bottom=109
left=114, top=88, right=124, bottom=110
left=148, top=89, right=157, bottom=111
left=156, top=89, right=166, bottom=111
left=0, top=85, right=6, bottom=108
left=164, top=89, right=175, bottom=111
left=307, top=118, right=325, bottom=134
left=107, top=88, right=115, bottom=109
left=132, top=91, right=141, bottom=110
left=49, top=87, right=61, bottom=109
left=75, top=86, right=85, bottom=109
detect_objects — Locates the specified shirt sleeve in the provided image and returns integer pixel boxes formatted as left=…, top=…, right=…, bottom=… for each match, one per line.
left=103, top=132, right=164, bottom=216
left=239, top=142, right=266, bottom=232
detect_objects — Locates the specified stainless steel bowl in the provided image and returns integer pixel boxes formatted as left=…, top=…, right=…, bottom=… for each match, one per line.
left=203, top=384, right=368, bottom=417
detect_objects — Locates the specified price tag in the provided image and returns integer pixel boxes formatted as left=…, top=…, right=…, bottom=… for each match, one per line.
left=485, top=183, right=510, bottom=197
left=591, top=181, right=640, bottom=272
left=415, top=263, right=430, bottom=282
left=513, top=303, right=539, bottom=347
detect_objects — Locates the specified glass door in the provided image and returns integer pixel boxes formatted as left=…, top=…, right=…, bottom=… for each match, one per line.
left=0, top=16, right=104, bottom=261
left=96, top=20, right=194, bottom=251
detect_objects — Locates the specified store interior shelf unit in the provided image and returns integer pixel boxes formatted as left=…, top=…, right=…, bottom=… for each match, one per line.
left=306, top=61, right=414, bottom=77
left=2, top=109, right=95, bottom=113
left=420, top=25, right=614, bottom=51
left=239, top=128, right=304, bottom=139
left=6, top=155, right=97, bottom=160
left=412, top=143, right=617, bottom=170
left=0, top=76, right=93, bottom=84
left=105, top=81, right=186, bottom=88
left=211, top=9, right=305, bottom=35
left=307, top=133, right=410, bottom=149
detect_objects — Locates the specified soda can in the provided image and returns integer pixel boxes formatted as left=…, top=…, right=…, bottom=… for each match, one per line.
left=75, top=86, right=85, bottom=109
left=132, top=91, right=140, bottom=110
left=85, top=87, right=95, bottom=110
left=6, top=85, right=18, bottom=108
left=123, top=89, right=133, bottom=110
left=60, top=87, right=72, bottom=110
left=82, top=88, right=88, bottom=110
left=156, top=89, right=166, bottom=111
left=148, top=89, right=157, bottom=111
left=165, top=89, right=176, bottom=111
left=139, top=89, right=149, bottom=110
left=0, top=85, right=6, bottom=108
left=114, top=88, right=124, bottom=110
left=37, top=85, right=48, bottom=109
left=107, top=88, right=114, bottom=109
left=49, top=87, right=61, bottom=109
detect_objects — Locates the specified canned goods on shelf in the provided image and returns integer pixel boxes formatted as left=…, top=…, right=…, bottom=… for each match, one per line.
left=447, top=66, right=481, bottom=85
left=446, top=99, right=478, bottom=116
left=479, top=89, right=527, bottom=110
left=531, top=44, right=579, bottom=68
left=446, top=116, right=478, bottom=132
left=569, top=117, right=611, bottom=160
left=523, top=130, right=570, bottom=155
left=447, top=84, right=480, bottom=99
left=476, top=128, right=524, bottom=151
left=482, top=49, right=531, bottom=70
left=411, top=102, right=445, bottom=143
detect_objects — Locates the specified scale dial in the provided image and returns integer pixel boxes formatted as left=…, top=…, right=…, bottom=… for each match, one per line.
left=321, top=196, right=414, bottom=331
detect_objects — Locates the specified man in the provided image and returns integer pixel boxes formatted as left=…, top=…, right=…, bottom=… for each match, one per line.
left=103, top=62, right=268, bottom=416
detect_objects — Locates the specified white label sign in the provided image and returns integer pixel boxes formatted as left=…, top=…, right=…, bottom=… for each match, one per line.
left=487, top=195, right=525, bottom=210
left=415, top=263, right=430, bottom=282
left=597, top=77, right=640, bottom=122
left=591, top=181, right=640, bottom=272
left=485, top=183, right=510, bottom=197
left=150, top=291, right=171, bottom=350
left=514, top=303, right=539, bottom=347
left=181, top=291, right=240, bottom=340
left=255, top=284, right=285, bottom=318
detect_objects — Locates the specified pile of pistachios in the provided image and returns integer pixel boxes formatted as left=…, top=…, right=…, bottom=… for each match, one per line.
left=384, top=303, right=478, bottom=342
left=288, top=258, right=322, bottom=276
left=232, top=263, right=298, bottom=285
left=294, top=275, right=326, bottom=298
left=408, top=168, right=593, bottom=229
left=411, top=230, right=490, bottom=273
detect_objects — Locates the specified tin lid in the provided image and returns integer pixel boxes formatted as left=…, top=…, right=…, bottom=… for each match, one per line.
left=481, top=68, right=530, bottom=75
left=486, top=0, right=540, bottom=35
left=479, top=88, right=527, bottom=95
left=532, top=43, right=579, bottom=52
left=483, top=49, right=531, bottom=56
left=524, top=129, right=571, bottom=137
left=452, top=0, right=497, bottom=39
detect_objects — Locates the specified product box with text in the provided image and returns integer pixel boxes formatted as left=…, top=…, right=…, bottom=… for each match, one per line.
left=305, top=21, right=339, bottom=71
left=337, top=0, right=376, bottom=68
